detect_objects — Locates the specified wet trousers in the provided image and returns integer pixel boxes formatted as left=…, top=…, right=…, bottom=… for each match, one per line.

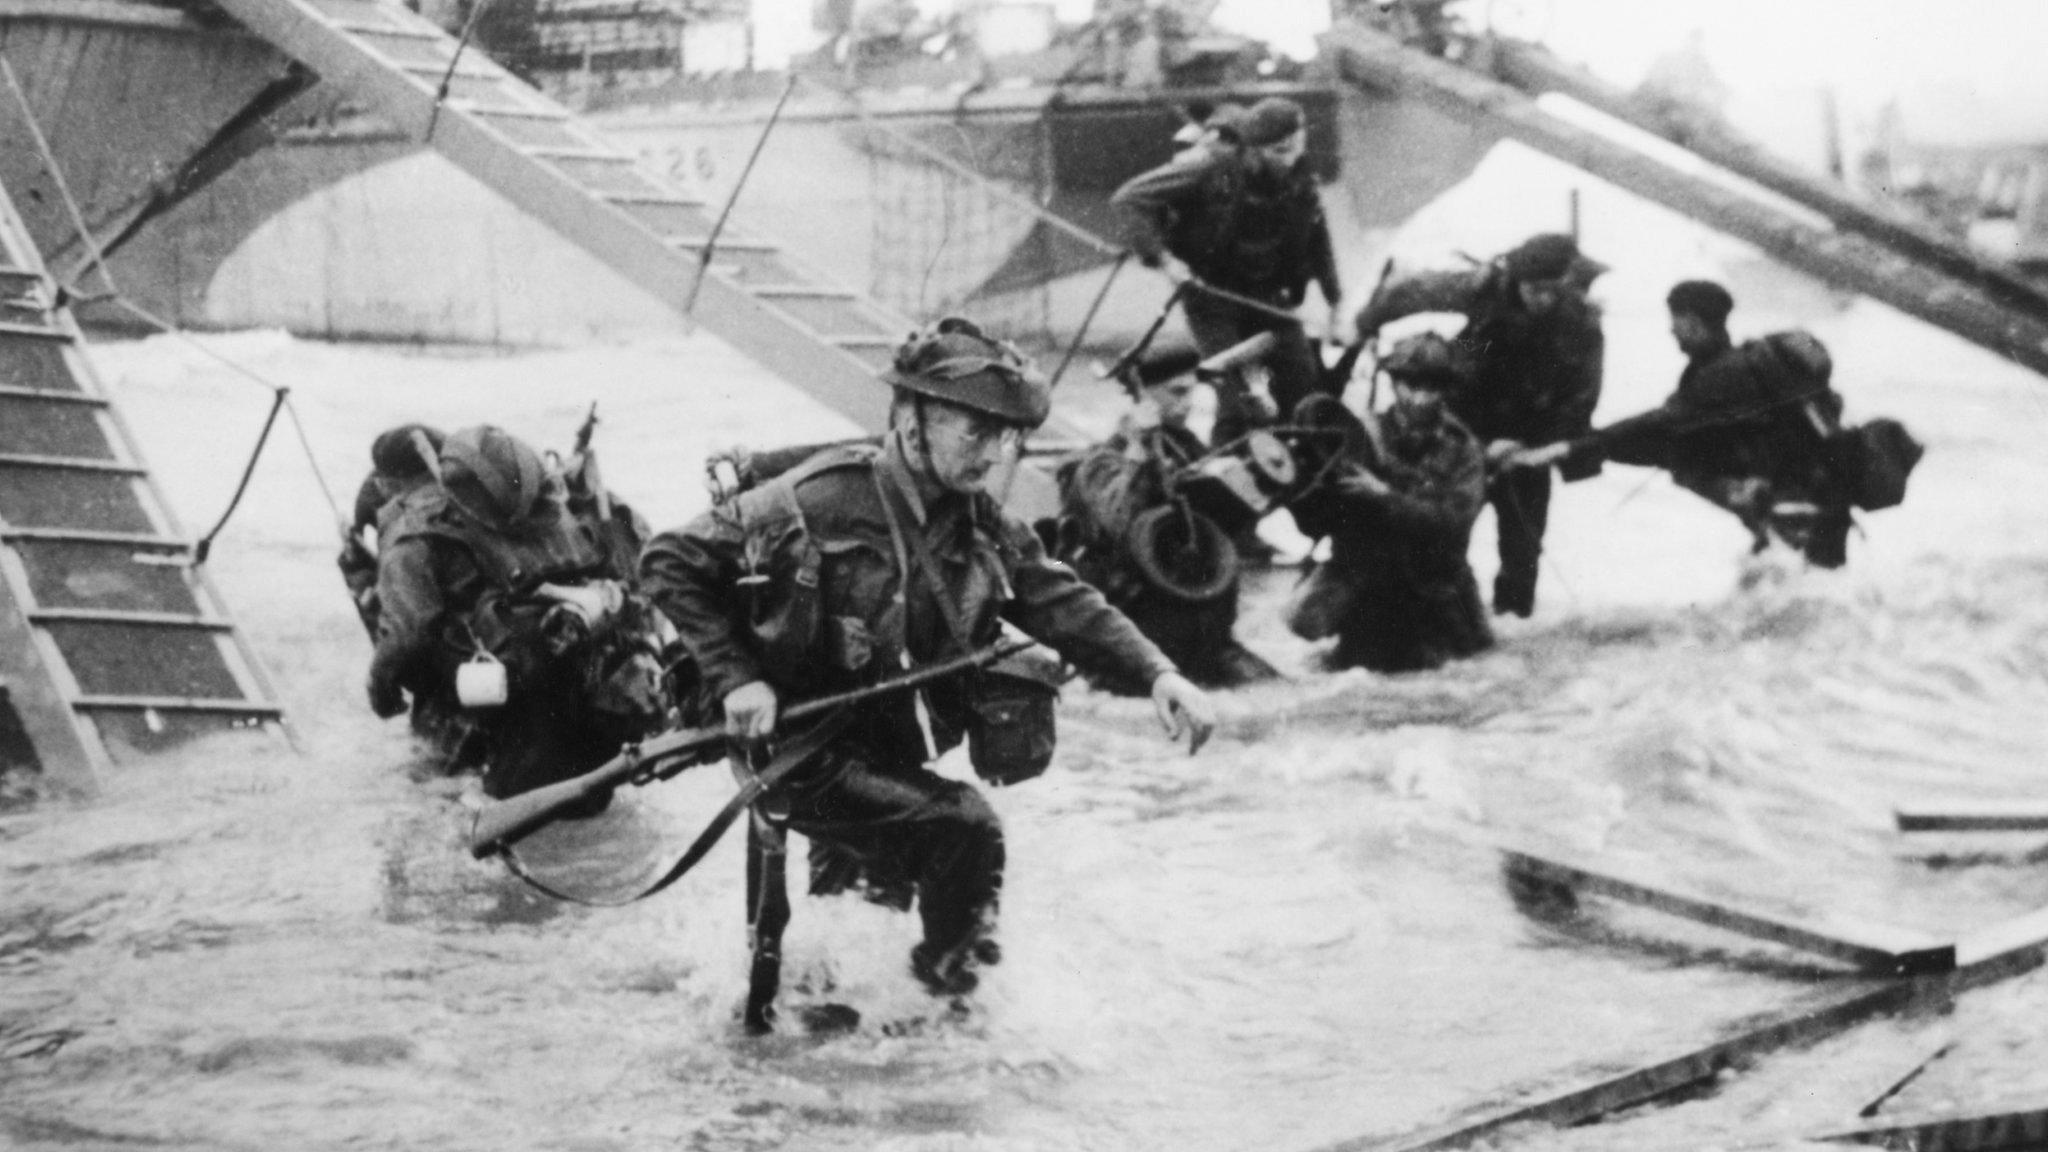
left=1286, top=557, right=1493, bottom=673
left=1183, top=289, right=1326, bottom=448
left=1488, top=466, right=1550, bottom=618
left=776, top=746, right=1006, bottom=963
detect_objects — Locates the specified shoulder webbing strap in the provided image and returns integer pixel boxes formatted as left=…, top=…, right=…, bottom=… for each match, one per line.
left=870, top=469, right=974, bottom=655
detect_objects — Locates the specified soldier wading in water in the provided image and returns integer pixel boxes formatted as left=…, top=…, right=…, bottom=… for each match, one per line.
left=640, top=317, right=1216, bottom=1030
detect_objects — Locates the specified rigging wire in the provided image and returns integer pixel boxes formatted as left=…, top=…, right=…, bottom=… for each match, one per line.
left=0, top=54, right=348, bottom=551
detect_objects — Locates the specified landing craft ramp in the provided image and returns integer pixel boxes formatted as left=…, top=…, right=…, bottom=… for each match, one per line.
left=1325, top=23, right=2048, bottom=381
left=205, top=0, right=904, bottom=434
left=0, top=169, right=286, bottom=793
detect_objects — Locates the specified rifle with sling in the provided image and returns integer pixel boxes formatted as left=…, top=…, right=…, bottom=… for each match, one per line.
left=469, top=635, right=1033, bottom=858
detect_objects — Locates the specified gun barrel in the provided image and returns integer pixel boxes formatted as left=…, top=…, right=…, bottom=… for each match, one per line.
left=1198, top=331, right=1279, bottom=377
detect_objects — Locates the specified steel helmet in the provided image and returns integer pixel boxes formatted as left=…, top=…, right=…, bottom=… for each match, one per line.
left=1378, top=332, right=1462, bottom=388
left=883, top=317, right=1052, bottom=428
left=370, top=423, right=444, bottom=479
left=439, top=425, right=549, bottom=529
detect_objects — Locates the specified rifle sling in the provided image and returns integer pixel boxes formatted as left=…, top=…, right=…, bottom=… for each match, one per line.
left=497, top=709, right=852, bottom=907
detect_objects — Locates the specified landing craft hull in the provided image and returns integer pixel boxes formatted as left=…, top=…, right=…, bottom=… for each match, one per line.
left=0, top=2, right=295, bottom=287
left=0, top=6, right=1496, bottom=348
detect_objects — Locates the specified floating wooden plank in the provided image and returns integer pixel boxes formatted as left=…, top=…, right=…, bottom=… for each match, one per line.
left=1856, top=1037, right=1955, bottom=1118
left=1813, top=1098, right=2048, bottom=1151
left=1502, top=848, right=1957, bottom=976
left=1953, top=903, right=2048, bottom=984
left=1309, top=979, right=1918, bottom=1152
left=1897, top=802, right=2048, bottom=833
left=1313, top=899, right=2048, bottom=1152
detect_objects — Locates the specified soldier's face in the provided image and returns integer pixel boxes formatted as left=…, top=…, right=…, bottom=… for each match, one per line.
left=1393, top=381, right=1444, bottom=428
left=1147, top=378, right=1197, bottom=429
left=1516, top=277, right=1567, bottom=315
left=1254, top=130, right=1306, bottom=174
left=917, top=402, right=1021, bottom=494
left=1669, top=310, right=1717, bottom=357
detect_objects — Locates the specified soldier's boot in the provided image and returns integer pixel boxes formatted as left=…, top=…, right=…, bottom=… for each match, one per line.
left=1492, top=568, right=1538, bottom=619
left=909, top=935, right=1001, bottom=998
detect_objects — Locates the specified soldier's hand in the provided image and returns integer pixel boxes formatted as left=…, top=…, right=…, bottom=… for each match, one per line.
left=367, top=676, right=406, bottom=719
left=1333, top=466, right=1390, bottom=500
left=1159, top=255, right=1193, bottom=285
left=1328, top=303, right=1358, bottom=347
left=1151, top=671, right=1216, bottom=755
left=1486, top=439, right=1526, bottom=465
left=723, top=680, right=780, bottom=743
left=1509, top=443, right=1572, bottom=470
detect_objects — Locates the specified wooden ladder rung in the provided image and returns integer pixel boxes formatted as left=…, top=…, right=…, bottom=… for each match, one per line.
left=336, top=23, right=441, bottom=41
left=0, top=453, right=143, bottom=475
left=750, top=286, right=859, bottom=301
left=71, top=695, right=283, bottom=717
left=0, top=527, right=187, bottom=549
left=29, top=609, right=232, bottom=631
left=0, top=319, right=70, bottom=341
left=527, top=146, right=635, bottom=163
left=601, top=193, right=708, bottom=209
left=0, top=385, right=105, bottom=405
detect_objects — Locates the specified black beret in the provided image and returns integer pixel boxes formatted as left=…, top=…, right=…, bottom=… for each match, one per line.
left=1503, top=233, right=1582, bottom=282
left=1665, top=279, right=1735, bottom=324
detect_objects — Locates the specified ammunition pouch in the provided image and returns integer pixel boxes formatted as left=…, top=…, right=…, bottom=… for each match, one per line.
left=967, top=648, right=1064, bottom=787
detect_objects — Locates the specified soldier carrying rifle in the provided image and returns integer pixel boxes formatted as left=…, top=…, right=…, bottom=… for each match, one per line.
left=639, top=316, right=1216, bottom=1030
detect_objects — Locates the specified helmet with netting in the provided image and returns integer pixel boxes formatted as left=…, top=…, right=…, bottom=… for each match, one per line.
left=1378, top=332, right=1462, bottom=388
left=439, top=425, right=549, bottom=530
left=883, top=317, right=1051, bottom=428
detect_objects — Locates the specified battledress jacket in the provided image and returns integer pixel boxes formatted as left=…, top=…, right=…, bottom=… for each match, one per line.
left=640, top=442, right=1177, bottom=767
left=1110, top=148, right=1341, bottom=307
left=1300, top=406, right=1489, bottom=598
left=1366, top=265, right=1604, bottom=445
left=368, top=487, right=614, bottom=699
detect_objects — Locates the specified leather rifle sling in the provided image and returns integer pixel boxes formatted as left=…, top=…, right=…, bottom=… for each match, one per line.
left=498, top=704, right=854, bottom=907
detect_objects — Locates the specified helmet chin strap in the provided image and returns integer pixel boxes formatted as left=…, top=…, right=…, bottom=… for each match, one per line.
left=892, top=397, right=945, bottom=492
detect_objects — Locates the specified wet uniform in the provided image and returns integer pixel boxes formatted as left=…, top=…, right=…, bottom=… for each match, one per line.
left=641, top=439, right=1175, bottom=968
left=1290, top=404, right=1492, bottom=672
left=1111, top=147, right=1342, bottom=444
left=1560, top=331, right=1851, bottom=566
left=338, top=471, right=435, bottom=632
left=370, top=486, right=655, bottom=795
left=1363, top=264, right=1604, bottom=615
left=1052, top=418, right=1266, bottom=691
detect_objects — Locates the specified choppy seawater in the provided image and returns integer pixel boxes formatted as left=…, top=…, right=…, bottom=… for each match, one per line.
left=6, top=284, right=2048, bottom=1151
